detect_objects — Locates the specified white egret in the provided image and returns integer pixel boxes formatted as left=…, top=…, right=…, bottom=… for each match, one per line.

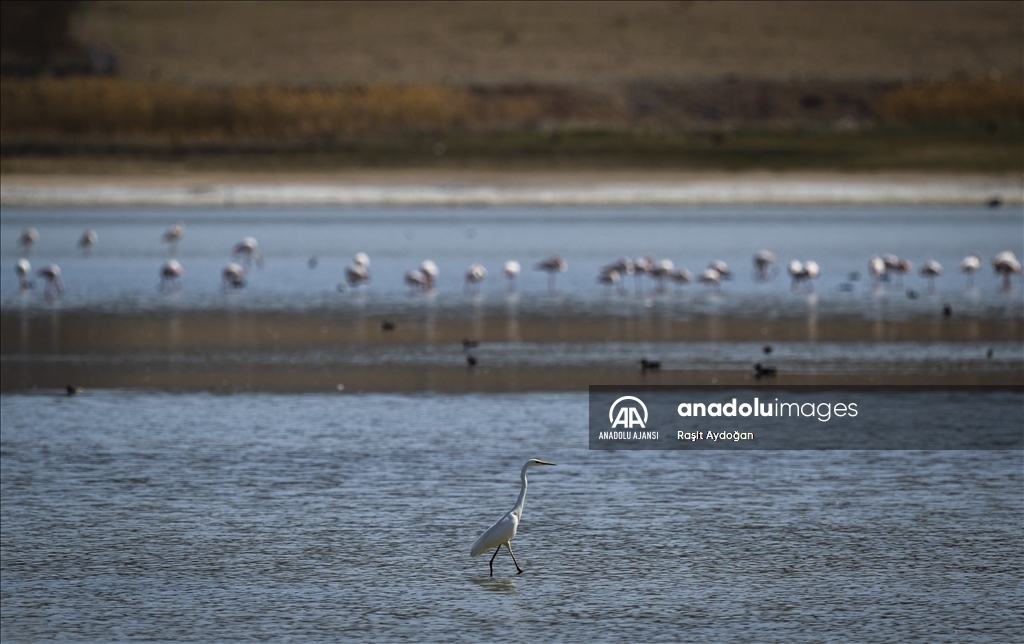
left=471, top=459, right=555, bottom=576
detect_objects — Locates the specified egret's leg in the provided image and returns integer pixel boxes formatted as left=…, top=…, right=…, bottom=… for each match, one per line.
left=489, top=546, right=501, bottom=577
left=505, top=543, right=523, bottom=574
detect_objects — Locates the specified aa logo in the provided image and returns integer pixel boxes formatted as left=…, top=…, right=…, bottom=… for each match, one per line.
left=609, top=396, right=648, bottom=429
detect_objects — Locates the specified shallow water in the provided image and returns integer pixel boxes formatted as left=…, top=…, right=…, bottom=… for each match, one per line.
left=3, top=205, right=1022, bottom=320
left=2, top=391, right=1021, bottom=641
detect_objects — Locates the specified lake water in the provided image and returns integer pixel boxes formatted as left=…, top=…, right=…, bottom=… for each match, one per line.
left=2, top=391, right=1022, bottom=641
left=3, top=205, right=1022, bottom=320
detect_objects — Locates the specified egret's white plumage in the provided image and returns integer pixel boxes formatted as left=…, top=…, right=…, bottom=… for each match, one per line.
left=471, top=459, right=555, bottom=576
left=502, top=260, right=521, bottom=291
left=465, top=263, right=487, bottom=290
left=992, top=251, right=1022, bottom=289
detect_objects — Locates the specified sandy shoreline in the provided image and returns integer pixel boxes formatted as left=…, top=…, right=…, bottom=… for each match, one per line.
left=2, top=170, right=1022, bottom=207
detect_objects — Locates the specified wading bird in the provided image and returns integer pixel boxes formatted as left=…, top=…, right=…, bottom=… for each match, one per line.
left=535, top=255, right=567, bottom=291
left=78, top=229, right=98, bottom=256
left=159, top=259, right=185, bottom=291
left=404, top=269, right=428, bottom=292
left=37, top=264, right=63, bottom=298
left=420, top=260, right=439, bottom=291
left=708, top=259, right=731, bottom=280
left=868, top=255, right=886, bottom=285
left=698, top=267, right=722, bottom=290
left=15, top=259, right=32, bottom=290
left=992, top=251, right=1022, bottom=289
left=788, top=259, right=820, bottom=292
left=162, top=222, right=184, bottom=255
left=919, top=260, right=942, bottom=291
left=471, top=459, right=555, bottom=576
left=670, top=268, right=693, bottom=289
left=502, top=260, right=521, bottom=291
left=959, top=252, right=982, bottom=287
left=753, top=250, right=777, bottom=281
left=232, top=237, right=264, bottom=268
left=346, top=256, right=371, bottom=289
left=649, top=259, right=675, bottom=292
left=18, top=227, right=39, bottom=256
left=598, top=267, right=621, bottom=290
left=222, top=263, right=246, bottom=289
left=465, top=263, right=487, bottom=292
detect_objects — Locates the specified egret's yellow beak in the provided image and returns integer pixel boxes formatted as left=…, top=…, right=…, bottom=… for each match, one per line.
left=537, top=461, right=556, bottom=466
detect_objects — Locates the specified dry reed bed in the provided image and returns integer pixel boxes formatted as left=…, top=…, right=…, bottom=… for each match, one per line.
left=1, top=78, right=1021, bottom=141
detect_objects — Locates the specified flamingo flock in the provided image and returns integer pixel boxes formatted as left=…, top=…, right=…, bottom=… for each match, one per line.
left=8, top=223, right=1023, bottom=300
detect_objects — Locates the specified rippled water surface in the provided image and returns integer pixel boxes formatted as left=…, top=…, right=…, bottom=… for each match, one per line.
left=2, top=391, right=1021, bottom=641
left=3, top=205, right=1022, bottom=320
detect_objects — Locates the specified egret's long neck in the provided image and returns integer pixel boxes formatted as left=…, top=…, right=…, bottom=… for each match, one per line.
left=512, top=464, right=530, bottom=520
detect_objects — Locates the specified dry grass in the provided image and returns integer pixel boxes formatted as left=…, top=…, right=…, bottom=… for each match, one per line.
left=72, top=1, right=1023, bottom=84
left=879, top=78, right=1024, bottom=123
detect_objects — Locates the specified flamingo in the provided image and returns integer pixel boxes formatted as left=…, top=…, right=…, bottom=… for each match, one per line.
left=633, top=256, right=653, bottom=292
left=992, top=251, right=1022, bottom=289
left=670, top=268, right=693, bottom=288
left=420, top=260, right=439, bottom=291
left=17, top=227, right=38, bottom=256
left=346, top=263, right=370, bottom=289
left=232, top=237, right=264, bottom=268
left=919, top=260, right=942, bottom=291
left=37, top=264, right=63, bottom=297
left=868, top=255, right=887, bottom=285
left=222, top=263, right=246, bottom=289
left=162, top=222, right=184, bottom=255
left=598, top=268, right=621, bottom=290
left=649, top=259, right=675, bottom=292
left=159, top=259, right=185, bottom=291
left=502, top=260, right=521, bottom=291
left=753, top=250, right=777, bottom=281
left=708, top=259, right=731, bottom=280
left=465, top=263, right=487, bottom=292
left=959, top=252, right=982, bottom=287
left=78, top=229, right=98, bottom=256
left=404, top=269, right=428, bottom=292
left=15, top=259, right=33, bottom=290
left=698, top=267, right=722, bottom=290
left=789, top=259, right=820, bottom=292
left=535, top=255, right=567, bottom=291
